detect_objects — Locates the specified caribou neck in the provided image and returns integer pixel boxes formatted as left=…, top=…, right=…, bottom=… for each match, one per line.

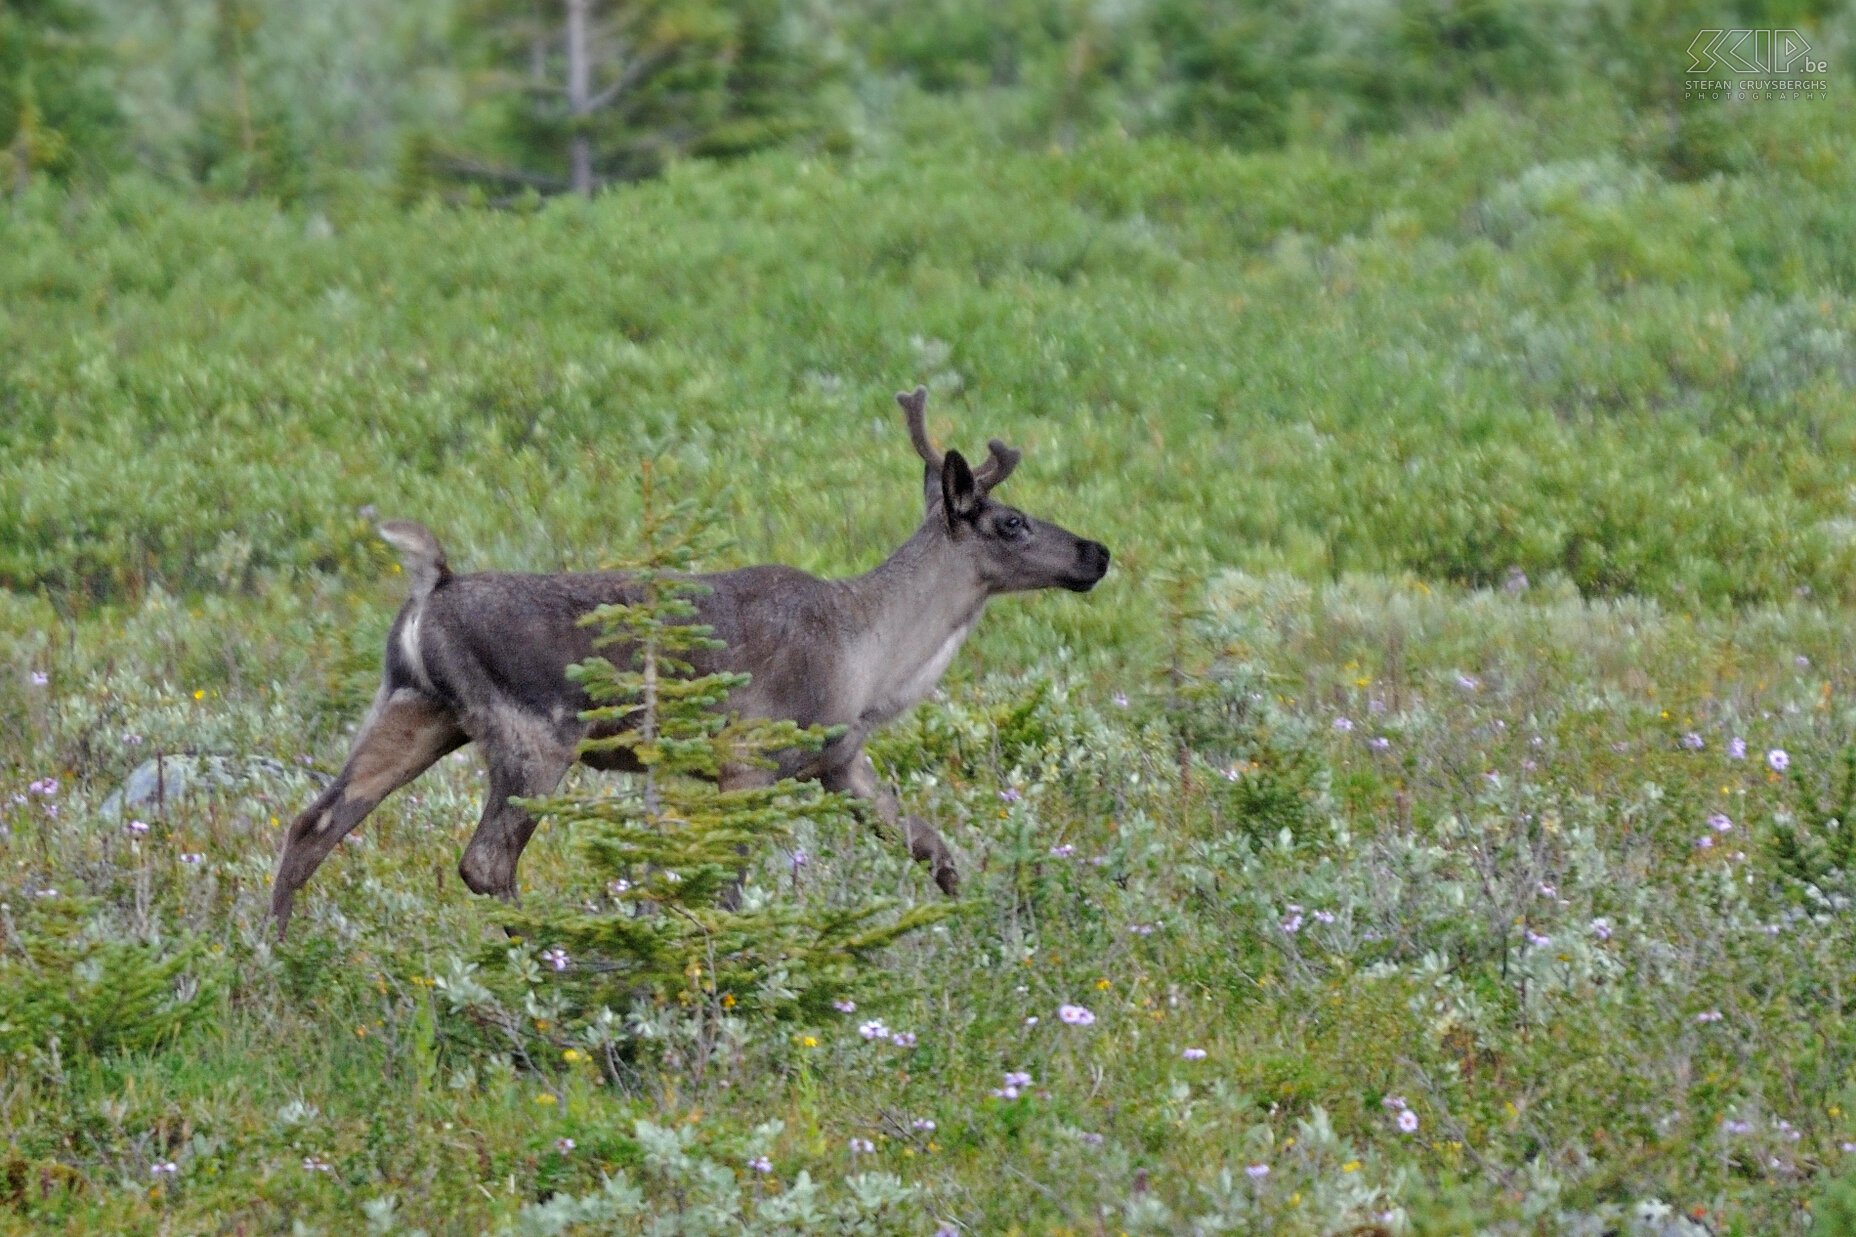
left=839, top=523, right=987, bottom=721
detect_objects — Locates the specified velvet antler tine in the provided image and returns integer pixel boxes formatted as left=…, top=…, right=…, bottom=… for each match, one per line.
left=974, top=438, right=1021, bottom=491
left=896, top=385, right=941, bottom=467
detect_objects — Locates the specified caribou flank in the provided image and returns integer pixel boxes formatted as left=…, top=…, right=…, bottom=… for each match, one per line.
left=270, top=387, right=1111, bottom=933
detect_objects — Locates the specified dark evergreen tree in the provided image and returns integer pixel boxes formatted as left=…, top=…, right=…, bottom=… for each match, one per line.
left=500, top=462, right=953, bottom=1064
left=0, top=0, right=122, bottom=190
left=417, top=0, right=836, bottom=199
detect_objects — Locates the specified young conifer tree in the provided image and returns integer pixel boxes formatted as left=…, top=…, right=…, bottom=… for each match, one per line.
left=502, top=460, right=953, bottom=1031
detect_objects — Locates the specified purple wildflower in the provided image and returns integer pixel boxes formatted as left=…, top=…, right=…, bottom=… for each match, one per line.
left=1590, top=918, right=1612, bottom=941
left=556, top=1138, right=576, bottom=1154
left=1696, top=1009, right=1722, bottom=1023
left=1728, top=737, right=1747, bottom=759
left=29, top=672, right=47, bottom=687
left=1048, top=843, right=1075, bottom=858
left=989, top=1071, right=1032, bottom=1102
left=1397, top=1109, right=1419, bottom=1133
left=1181, top=1047, right=1207, bottom=1061
left=859, top=1020, right=889, bottom=1040
left=1708, top=813, right=1733, bottom=832
left=1333, top=717, right=1355, bottom=733
left=998, top=787, right=1021, bottom=803
left=891, top=1031, right=917, bottom=1048
left=541, top=948, right=569, bottom=972
left=180, top=852, right=204, bottom=865
left=1246, top=1163, right=1270, bottom=1180
left=833, top=998, right=856, bottom=1014
left=1058, top=1004, right=1096, bottom=1026
left=127, top=819, right=149, bottom=835
left=1768, top=748, right=1791, bottom=772
left=849, top=1138, right=874, bottom=1153
left=912, top=1117, right=937, bottom=1131
left=1682, top=732, right=1704, bottom=750
left=150, top=1161, right=178, bottom=1177
left=747, top=1155, right=772, bottom=1173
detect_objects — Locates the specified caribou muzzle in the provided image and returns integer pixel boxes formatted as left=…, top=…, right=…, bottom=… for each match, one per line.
left=1064, top=540, right=1111, bottom=592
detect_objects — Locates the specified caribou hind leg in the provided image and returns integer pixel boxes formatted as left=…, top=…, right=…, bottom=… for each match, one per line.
left=456, top=710, right=578, bottom=899
left=272, top=687, right=465, bottom=934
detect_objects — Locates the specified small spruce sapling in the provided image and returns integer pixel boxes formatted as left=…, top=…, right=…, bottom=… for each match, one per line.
left=501, top=461, right=953, bottom=1053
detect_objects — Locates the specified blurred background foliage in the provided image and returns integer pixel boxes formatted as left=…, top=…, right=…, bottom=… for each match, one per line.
left=1, top=0, right=1848, bottom=200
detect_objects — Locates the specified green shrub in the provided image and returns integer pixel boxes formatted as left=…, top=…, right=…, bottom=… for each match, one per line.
left=0, top=897, right=218, bottom=1063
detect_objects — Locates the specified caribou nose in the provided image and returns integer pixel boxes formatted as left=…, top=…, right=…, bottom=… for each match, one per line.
left=1061, top=540, right=1110, bottom=591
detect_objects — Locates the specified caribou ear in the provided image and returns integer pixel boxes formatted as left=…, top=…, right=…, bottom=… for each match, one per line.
left=941, top=449, right=979, bottom=529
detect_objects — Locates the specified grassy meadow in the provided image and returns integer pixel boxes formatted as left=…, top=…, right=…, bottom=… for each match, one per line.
left=11, top=84, right=1856, bottom=1233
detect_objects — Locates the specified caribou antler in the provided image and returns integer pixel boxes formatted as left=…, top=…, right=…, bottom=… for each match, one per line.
left=976, top=438, right=1020, bottom=491
left=897, top=385, right=940, bottom=469
left=894, top=386, right=1021, bottom=493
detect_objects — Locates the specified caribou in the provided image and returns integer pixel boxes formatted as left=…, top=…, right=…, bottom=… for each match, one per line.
left=270, top=387, right=1110, bottom=933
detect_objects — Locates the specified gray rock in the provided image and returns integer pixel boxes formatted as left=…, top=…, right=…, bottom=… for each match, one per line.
left=100, top=754, right=325, bottom=818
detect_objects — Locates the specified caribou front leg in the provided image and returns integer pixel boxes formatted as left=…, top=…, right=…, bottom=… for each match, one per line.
left=824, top=752, right=959, bottom=895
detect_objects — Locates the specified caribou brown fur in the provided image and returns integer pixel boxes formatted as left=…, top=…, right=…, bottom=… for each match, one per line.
left=270, top=387, right=1110, bottom=933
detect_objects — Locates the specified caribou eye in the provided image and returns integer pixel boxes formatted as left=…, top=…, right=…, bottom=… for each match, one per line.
left=996, top=513, right=1028, bottom=539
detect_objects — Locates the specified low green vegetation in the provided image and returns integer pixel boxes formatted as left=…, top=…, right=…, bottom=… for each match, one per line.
left=7, top=21, right=1856, bottom=1233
